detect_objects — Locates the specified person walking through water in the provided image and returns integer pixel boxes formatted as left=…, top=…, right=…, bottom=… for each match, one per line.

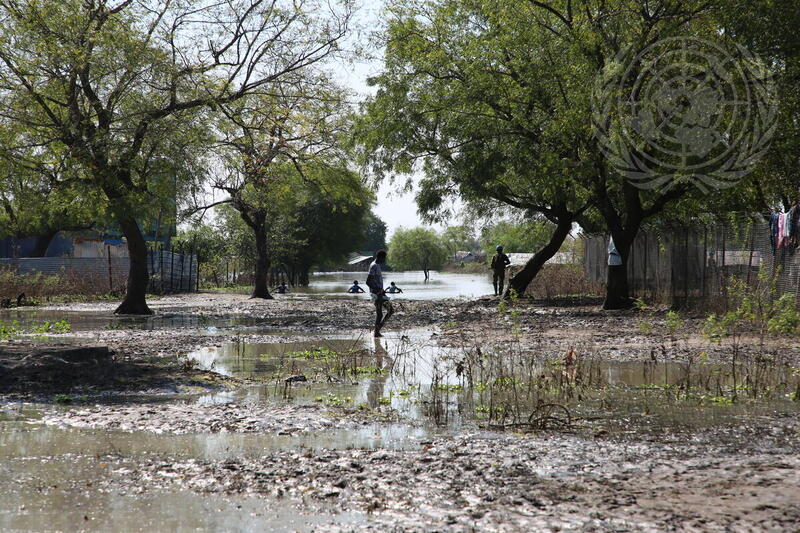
left=347, top=280, right=365, bottom=293
left=490, top=245, right=511, bottom=296
left=386, top=281, right=403, bottom=294
left=366, top=250, right=393, bottom=337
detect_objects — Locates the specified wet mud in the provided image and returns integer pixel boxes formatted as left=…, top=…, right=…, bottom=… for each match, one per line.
left=1, top=291, right=799, bottom=531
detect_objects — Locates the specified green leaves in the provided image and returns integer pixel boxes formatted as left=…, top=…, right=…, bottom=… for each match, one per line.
left=388, top=227, right=448, bottom=271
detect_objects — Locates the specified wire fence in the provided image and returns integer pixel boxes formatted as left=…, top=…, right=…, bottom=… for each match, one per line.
left=146, top=243, right=198, bottom=294
left=583, top=214, right=800, bottom=309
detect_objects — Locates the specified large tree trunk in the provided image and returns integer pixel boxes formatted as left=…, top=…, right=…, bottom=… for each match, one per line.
left=506, top=217, right=573, bottom=297
left=602, top=226, right=637, bottom=310
left=298, top=267, right=310, bottom=287
left=251, top=227, right=273, bottom=299
left=31, top=229, right=58, bottom=257
left=114, top=210, right=153, bottom=315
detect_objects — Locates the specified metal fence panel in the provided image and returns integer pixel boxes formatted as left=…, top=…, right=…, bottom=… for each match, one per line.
left=583, top=214, right=800, bottom=308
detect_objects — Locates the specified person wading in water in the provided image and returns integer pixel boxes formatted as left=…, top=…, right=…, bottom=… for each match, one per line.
left=490, top=245, right=511, bottom=296
left=366, top=250, right=393, bottom=337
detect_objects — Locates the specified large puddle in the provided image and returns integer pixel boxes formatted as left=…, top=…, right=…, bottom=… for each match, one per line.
left=0, top=451, right=363, bottom=532
left=185, top=331, right=800, bottom=433
left=2, top=309, right=799, bottom=530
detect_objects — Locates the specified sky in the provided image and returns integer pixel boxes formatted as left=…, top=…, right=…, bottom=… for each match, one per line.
left=197, top=1, right=452, bottom=239
left=336, top=1, right=451, bottom=240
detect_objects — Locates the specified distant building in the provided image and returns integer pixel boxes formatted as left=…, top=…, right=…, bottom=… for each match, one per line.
left=505, top=251, right=579, bottom=267
left=454, top=251, right=480, bottom=263
left=347, top=254, right=374, bottom=271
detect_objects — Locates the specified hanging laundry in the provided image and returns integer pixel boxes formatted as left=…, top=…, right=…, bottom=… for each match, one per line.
left=770, top=212, right=779, bottom=254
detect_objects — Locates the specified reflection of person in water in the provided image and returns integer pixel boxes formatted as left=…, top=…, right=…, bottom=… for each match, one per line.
left=347, top=280, right=365, bottom=293
left=366, top=337, right=390, bottom=406
left=385, top=281, right=403, bottom=294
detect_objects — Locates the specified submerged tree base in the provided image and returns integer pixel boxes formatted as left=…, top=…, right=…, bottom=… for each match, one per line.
left=114, top=299, right=153, bottom=315
left=250, top=291, right=274, bottom=300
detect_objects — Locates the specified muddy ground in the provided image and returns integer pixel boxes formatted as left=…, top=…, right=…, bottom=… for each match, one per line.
left=22, top=291, right=800, bottom=364
left=1, top=292, right=799, bottom=531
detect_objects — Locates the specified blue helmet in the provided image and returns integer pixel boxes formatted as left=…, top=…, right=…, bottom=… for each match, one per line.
left=496, top=245, right=503, bottom=252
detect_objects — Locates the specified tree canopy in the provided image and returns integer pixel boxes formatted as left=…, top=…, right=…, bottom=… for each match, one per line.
left=357, top=0, right=775, bottom=307
left=388, top=227, right=447, bottom=278
left=0, top=0, right=351, bottom=313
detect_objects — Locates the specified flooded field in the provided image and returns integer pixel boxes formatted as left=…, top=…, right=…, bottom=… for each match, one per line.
left=281, top=270, right=493, bottom=300
left=1, top=292, right=799, bottom=531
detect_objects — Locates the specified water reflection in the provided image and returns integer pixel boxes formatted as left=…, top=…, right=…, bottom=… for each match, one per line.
left=187, top=334, right=800, bottom=433
left=0, top=453, right=363, bottom=532
left=294, top=270, right=493, bottom=300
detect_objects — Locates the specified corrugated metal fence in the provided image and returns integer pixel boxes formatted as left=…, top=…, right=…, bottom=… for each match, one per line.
left=583, top=214, right=800, bottom=308
left=0, top=249, right=198, bottom=294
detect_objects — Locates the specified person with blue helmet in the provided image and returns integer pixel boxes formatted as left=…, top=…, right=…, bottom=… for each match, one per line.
left=490, top=244, right=511, bottom=296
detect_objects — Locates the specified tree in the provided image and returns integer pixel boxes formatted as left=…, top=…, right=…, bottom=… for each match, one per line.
left=0, top=145, right=105, bottom=256
left=715, top=0, right=800, bottom=211
left=359, top=0, right=731, bottom=308
left=388, top=227, right=447, bottom=280
left=286, top=170, right=373, bottom=285
left=480, top=220, right=556, bottom=259
left=358, top=211, right=388, bottom=252
left=206, top=76, right=357, bottom=298
left=0, top=0, right=351, bottom=314
left=441, top=225, right=480, bottom=259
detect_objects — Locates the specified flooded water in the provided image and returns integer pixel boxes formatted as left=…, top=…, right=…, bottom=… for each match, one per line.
left=186, top=333, right=800, bottom=433
left=187, top=330, right=471, bottom=428
left=0, top=427, right=364, bottom=532
left=294, top=270, right=494, bottom=300
left=0, top=308, right=267, bottom=332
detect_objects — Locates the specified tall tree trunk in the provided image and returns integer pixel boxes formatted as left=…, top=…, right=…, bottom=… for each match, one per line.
left=506, top=217, right=573, bottom=297
left=251, top=227, right=273, bottom=299
left=299, top=267, right=310, bottom=286
left=601, top=220, right=639, bottom=310
left=603, top=232, right=634, bottom=309
left=114, top=210, right=153, bottom=315
left=31, top=229, right=58, bottom=257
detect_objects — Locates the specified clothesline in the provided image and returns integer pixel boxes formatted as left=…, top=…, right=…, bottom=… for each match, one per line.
left=769, top=206, right=799, bottom=254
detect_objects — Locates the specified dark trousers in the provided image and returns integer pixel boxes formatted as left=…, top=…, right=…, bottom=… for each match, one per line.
left=493, top=270, right=505, bottom=295
left=374, top=295, right=393, bottom=329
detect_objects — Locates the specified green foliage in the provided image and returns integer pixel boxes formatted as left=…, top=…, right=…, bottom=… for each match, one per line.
left=285, top=347, right=340, bottom=361
left=704, top=269, right=800, bottom=342
left=0, top=320, right=21, bottom=340
left=358, top=212, right=388, bottom=252
left=314, top=394, right=352, bottom=407
left=31, top=320, right=71, bottom=335
left=441, top=225, right=480, bottom=256
left=665, top=311, right=684, bottom=337
left=480, top=220, right=555, bottom=258
left=388, top=227, right=448, bottom=272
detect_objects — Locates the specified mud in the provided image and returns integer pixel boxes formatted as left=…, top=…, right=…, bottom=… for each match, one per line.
left=24, top=292, right=800, bottom=366
left=67, top=428, right=800, bottom=532
left=40, top=401, right=398, bottom=436
left=1, top=291, right=799, bottom=531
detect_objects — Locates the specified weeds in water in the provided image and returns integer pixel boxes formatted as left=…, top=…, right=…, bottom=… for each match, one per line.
left=0, top=320, right=21, bottom=340
left=31, top=320, right=72, bottom=335
left=314, top=393, right=352, bottom=406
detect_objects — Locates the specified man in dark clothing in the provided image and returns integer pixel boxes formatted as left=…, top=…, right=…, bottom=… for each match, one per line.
left=366, top=250, right=393, bottom=337
left=490, top=245, right=511, bottom=296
